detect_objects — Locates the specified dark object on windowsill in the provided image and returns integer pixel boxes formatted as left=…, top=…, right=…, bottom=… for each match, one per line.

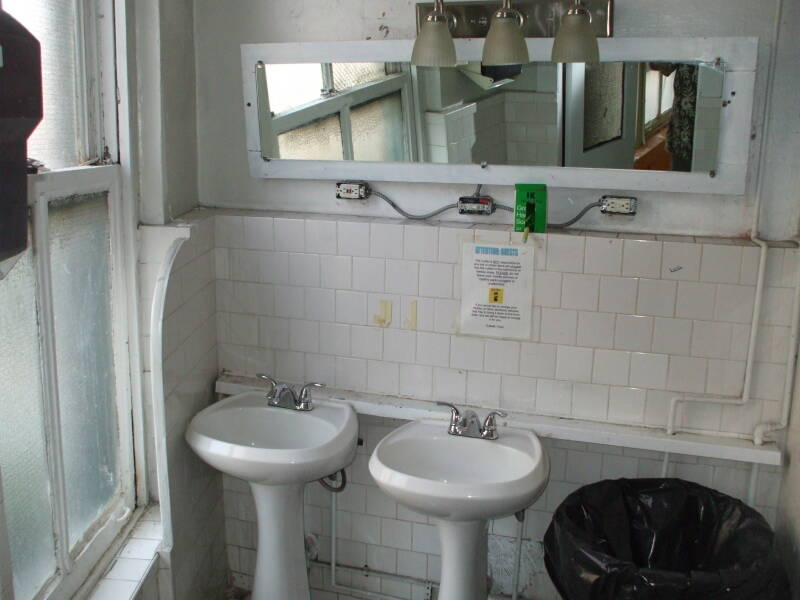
left=544, top=478, right=790, bottom=599
left=0, top=9, right=43, bottom=262
left=26, top=158, right=47, bottom=174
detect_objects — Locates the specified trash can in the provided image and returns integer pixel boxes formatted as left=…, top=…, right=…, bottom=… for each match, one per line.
left=543, top=478, right=790, bottom=599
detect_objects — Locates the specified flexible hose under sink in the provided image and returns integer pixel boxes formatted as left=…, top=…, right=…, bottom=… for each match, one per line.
left=318, top=468, right=347, bottom=493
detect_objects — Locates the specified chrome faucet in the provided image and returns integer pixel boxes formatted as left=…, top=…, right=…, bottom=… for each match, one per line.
left=257, top=374, right=324, bottom=411
left=436, top=402, right=507, bottom=440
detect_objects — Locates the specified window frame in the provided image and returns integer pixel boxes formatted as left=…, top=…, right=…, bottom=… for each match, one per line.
left=1, top=0, right=117, bottom=167
left=256, top=63, right=417, bottom=162
left=22, top=166, right=136, bottom=600
left=0, top=0, right=142, bottom=597
left=642, top=68, right=674, bottom=140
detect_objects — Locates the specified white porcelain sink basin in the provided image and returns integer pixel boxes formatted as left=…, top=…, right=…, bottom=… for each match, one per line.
left=186, top=390, right=357, bottom=600
left=186, top=391, right=357, bottom=485
left=369, top=418, right=549, bottom=600
left=370, top=419, right=548, bottom=520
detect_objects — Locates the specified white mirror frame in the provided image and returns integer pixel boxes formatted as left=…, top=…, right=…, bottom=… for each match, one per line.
left=241, top=37, right=756, bottom=195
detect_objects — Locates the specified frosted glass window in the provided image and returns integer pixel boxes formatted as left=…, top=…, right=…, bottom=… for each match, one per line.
left=278, top=115, right=344, bottom=160
left=352, top=93, right=406, bottom=162
left=4, top=0, right=80, bottom=168
left=0, top=250, right=57, bottom=600
left=266, top=63, right=324, bottom=114
left=332, top=63, right=387, bottom=91
left=48, top=194, right=120, bottom=550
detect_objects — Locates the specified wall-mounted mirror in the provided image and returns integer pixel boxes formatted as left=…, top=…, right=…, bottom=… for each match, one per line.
left=241, top=39, right=756, bottom=194
left=256, top=60, right=724, bottom=174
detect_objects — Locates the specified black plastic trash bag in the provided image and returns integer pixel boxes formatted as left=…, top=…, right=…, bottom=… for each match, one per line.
left=544, top=478, right=790, bottom=599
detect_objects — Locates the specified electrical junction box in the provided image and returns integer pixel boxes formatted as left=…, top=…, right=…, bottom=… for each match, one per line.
left=514, top=184, right=547, bottom=233
left=458, top=195, right=494, bottom=215
left=335, top=181, right=369, bottom=200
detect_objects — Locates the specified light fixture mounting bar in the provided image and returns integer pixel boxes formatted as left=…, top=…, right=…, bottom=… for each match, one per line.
left=415, top=0, right=613, bottom=38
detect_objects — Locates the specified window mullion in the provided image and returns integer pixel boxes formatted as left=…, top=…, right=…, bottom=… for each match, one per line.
left=340, top=105, right=354, bottom=160
left=321, top=63, right=334, bottom=94
left=32, top=194, right=73, bottom=576
left=73, top=0, right=103, bottom=164
left=97, top=0, right=119, bottom=162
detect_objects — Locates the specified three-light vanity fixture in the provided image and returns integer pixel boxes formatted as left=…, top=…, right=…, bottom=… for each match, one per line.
left=411, top=0, right=601, bottom=67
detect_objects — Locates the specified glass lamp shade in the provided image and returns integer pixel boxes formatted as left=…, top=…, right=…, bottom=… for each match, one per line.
left=411, top=20, right=457, bottom=67
left=551, top=11, right=599, bottom=63
left=482, top=15, right=529, bottom=66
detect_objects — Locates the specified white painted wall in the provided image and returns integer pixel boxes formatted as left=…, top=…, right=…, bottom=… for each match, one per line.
left=193, top=0, right=799, bottom=239
left=136, top=0, right=199, bottom=225
left=0, top=472, right=14, bottom=600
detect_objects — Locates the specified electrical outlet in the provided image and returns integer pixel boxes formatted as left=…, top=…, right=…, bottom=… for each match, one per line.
left=600, top=195, right=637, bottom=215
left=336, top=181, right=369, bottom=200
left=458, top=195, right=494, bottom=215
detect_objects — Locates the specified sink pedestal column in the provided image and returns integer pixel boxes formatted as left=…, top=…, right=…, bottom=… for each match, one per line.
left=250, top=483, right=309, bottom=600
left=435, top=519, right=489, bottom=600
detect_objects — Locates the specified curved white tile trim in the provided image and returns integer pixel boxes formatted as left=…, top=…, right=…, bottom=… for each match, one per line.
left=139, top=225, right=191, bottom=552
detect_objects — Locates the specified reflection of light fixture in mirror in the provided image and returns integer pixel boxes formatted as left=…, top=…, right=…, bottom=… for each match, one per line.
left=482, top=0, right=529, bottom=66
left=411, top=0, right=457, bottom=67
left=552, top=1, right=599, bottom=63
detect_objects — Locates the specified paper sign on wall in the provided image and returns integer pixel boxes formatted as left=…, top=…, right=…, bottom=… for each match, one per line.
left=460, top=243, right=534, bottom=339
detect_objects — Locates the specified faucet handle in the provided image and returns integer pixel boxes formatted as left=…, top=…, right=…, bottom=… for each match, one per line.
left=481, top=411, right=507, bottom=440
left=299, top=382, right=324, bottom=399
left=257, top=373, right=279, bottom=399
left=436, top=402, right=462, bottom=434
left=257, top=373, right=279, bottom=388
left=298, top=382, right=324, bottom=410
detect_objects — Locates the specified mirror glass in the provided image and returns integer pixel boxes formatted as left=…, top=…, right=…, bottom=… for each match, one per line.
left=256, top=60, right=724, bottom=173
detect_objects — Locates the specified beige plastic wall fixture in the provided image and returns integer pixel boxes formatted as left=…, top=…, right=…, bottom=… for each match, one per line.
left=552, top=6, right=600, bottom=63
left=412, top=0, right=457, bottom=67
left=482, top=1, right=529, bottom=66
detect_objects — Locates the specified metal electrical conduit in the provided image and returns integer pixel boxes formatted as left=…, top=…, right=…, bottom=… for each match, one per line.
left=666, top=0, right=800, bottom=447
left=319, top=489, right=529, bottom=600
left=370, top=184, right=602, bottom=229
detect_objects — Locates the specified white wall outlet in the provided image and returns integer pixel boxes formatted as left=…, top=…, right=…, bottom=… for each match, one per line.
left=600, top=196, right=638, bottom=215
left=336, top=181, right=369, bottom=200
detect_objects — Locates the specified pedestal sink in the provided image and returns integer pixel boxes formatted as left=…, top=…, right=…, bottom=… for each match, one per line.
left=368, top=419, right=549, bottom=600
left=186, top=391, right=357, bottom=600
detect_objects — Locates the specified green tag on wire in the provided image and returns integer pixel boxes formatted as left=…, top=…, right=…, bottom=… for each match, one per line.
left=514, top=184, right=547, bottom=233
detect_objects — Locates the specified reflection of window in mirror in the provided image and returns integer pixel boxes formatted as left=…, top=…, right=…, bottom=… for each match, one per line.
left=263, top=62, right=409, bottom=162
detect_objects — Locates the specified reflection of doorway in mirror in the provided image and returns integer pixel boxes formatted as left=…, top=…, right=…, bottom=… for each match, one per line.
left=634, top=63, right=723, bottom=173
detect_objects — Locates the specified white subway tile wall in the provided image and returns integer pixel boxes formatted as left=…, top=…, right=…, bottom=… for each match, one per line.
left=214, top=212, right=795, bottom=437
left=221, top=415, right=782, bottom=600
left=160, top=212, right=794, bottom=599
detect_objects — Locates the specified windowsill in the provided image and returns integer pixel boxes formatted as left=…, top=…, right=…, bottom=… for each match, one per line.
left=87, top=505, right=162, bottom=600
